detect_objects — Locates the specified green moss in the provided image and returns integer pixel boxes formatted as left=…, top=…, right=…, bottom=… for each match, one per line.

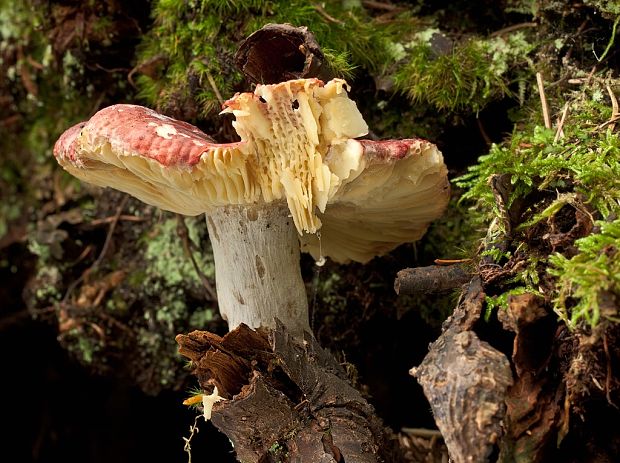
left=456, top=79, right=620, bottom=327
left=584, top=0, right=620, bottom=15
left=33, top=266, right=62, bottom=304
left=136, top=0, right=396, bottom=118
left=121, top=214, right=218, bottom=388
left=550, top=219, right=620, bottom=326
left=135, top=325, right=179, bottom=386
left=188, top=307, right=216, bottom=328
left=64, top=327, right=103, bottom=365
left=268, top=440, right=288, bottom=462
left=143, top=216, right=215, bottom=287
left=393, top=30, right=534, bottom=113
left=457, top=88, right=619, bottom=220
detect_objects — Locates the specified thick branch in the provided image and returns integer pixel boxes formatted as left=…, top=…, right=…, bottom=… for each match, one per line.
left=394, top=264, right=471, bottom=295
left=411, top=278, right=514, bottom=463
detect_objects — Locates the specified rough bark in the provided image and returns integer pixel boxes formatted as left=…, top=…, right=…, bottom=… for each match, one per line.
left=394, top=264, right=471, bottom=295
left=496, top=293, right=560, bottom=462
left=176, top=323, right=402, bottom=463
left=411, top=278, right=514, bottom=463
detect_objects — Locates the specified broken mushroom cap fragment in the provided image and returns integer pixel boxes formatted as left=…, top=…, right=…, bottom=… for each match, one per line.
left=223, top=78, right=450, bottom=263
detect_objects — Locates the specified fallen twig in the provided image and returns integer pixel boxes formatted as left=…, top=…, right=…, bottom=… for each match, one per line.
left=536, top=72, right=552, bottom=129
left=490, top=22, right=537, bottom=38
left=603, top=333, right=618, bottom=409
left=554, top=102, right=569, bottom=143
left=205, top=70, right=224, bottom=105
left=594, top=15, right=619, bottom=62
left=362, top=1, right=400, bottom=11
left=62, top=196, right=128, bottom=305
left=87, top=214, right=146, bottom=227
left=177, top=216, right=218, bottom=301
left=401, top=427, right=444, bottom=438
left=313, top=4, right=344, bottom=25
left=606, top=85, right=619, bottom=131
left=394, top=264, right=471, bottom=296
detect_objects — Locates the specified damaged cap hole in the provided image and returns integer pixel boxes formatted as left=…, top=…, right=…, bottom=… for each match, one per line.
left=291, top=99, right=299, bottom=110
left=259, top=96, right=267, bottom=103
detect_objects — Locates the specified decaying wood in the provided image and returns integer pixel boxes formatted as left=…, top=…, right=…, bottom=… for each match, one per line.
left=177, top=323, right=402, bottom=463
left=496, top=293, right=560, bottom=462
left=235, top=23, right=332, bottom=84
left=394, top=264, right=471, bottom=295
left=411, top=278, right=514, bottom=463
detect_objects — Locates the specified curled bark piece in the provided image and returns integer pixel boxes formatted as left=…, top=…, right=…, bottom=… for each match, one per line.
left=394, top=264, right=471, bottom=295
left=498, top=293, right=552, bottom=376
left=235, top=23, right=332, bottom=84
left=411, top=278, right=514, bottom=463
left=497, top=293, right=559, bottom=462
left=176, top=323, right=402, bottom=463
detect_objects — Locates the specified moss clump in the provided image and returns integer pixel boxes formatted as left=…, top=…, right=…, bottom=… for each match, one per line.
left=136, top=0, right=393, bottom=119
left=550, top=219, right=620, bottom=326
left=458, top=86, right=619, bottom=220
left=393, top=30, right=534, bottom=113
left=1, top=0, right=144, bottom=254
left=584, top=0, right=620, bottom=15
left=457, top=79, right=620, bottom=326
left=136, top=1, right=538, bottom=121
left=143, top=216, right=215, bottom=287
left=118, top=214, right=217, bottom=389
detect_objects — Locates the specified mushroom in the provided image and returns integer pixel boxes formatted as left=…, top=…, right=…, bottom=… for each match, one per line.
left=53, top=78, right=450, bottom=337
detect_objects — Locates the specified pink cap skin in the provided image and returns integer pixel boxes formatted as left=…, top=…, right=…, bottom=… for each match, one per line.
left=53, top=104, right=249, bottom=217
left=54, top=104, right=242, bottom=168
left=54, top=122, right=85, bottom=164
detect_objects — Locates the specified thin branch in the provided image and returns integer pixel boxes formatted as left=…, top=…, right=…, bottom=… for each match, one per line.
left=603, top=333, right=618, bottom=409
left=176, top=216, right=218, bottom=301
left=87, top=214, right=146, bottom=227
left=62, top=196, right=128, bottom=305
left=594, top=16, right=619, bottom=62
left=362, top=1, right=404, bottom=12
left=476, top=117, right=492, bottom=146
left=205, top=70, right=224, bottom=105
left=490, top=22, right=537, bottom=38
left=435, top=258, right=472, bottom=265
left=554, top=102, right=570, bottom=143
left=183, top=415, right=202, bottom=463
left=606, top=85, right=619, bottom=131
left=313, top=4, right=345, bottom=25
left=401, top=427, right=444, bottom=438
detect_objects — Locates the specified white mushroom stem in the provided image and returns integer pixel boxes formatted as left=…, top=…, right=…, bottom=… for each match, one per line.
left=206, top=202, right=310, bottom=336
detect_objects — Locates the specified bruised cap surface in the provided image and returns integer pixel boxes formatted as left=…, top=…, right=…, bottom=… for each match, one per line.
left=54, top=78, right=449, bottom=263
